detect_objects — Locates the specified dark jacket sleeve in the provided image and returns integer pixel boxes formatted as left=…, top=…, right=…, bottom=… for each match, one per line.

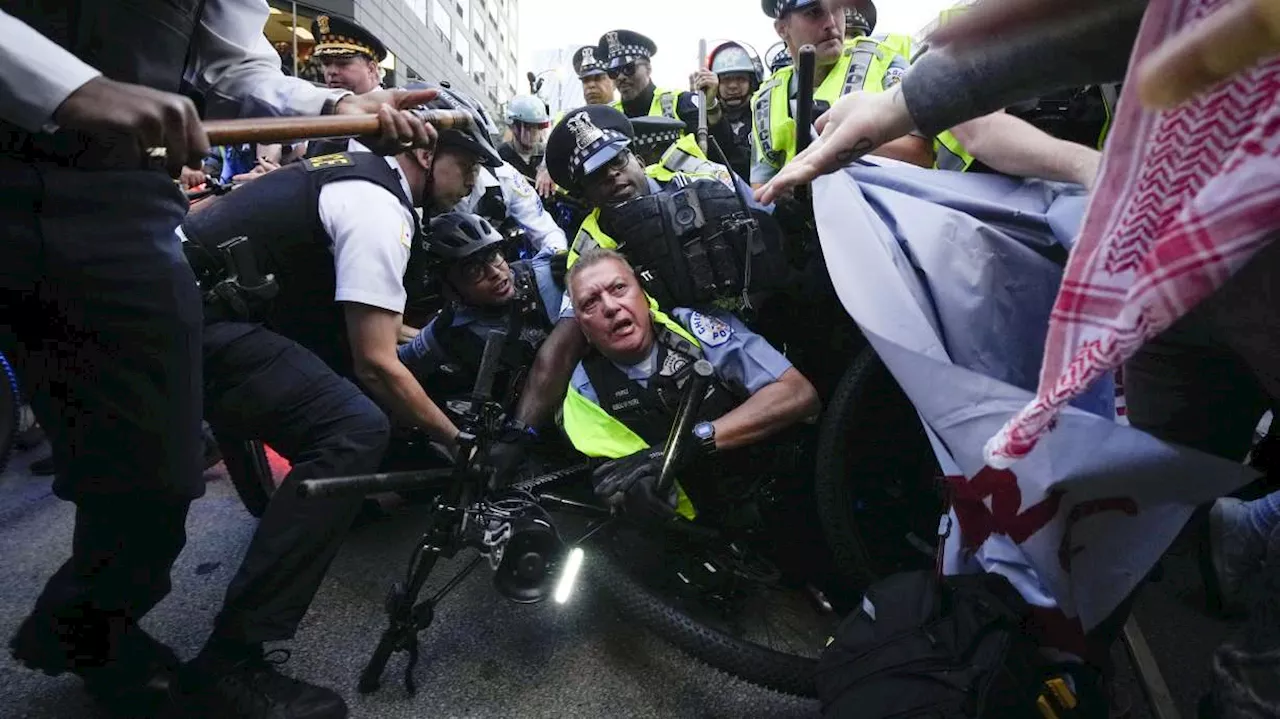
left=902, top=0, right=1146, bottom=137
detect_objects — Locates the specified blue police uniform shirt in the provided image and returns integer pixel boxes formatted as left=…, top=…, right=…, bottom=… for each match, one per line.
left=398, top=254, right=563, bottom=376
left=570, top=308, right=793, bottom=407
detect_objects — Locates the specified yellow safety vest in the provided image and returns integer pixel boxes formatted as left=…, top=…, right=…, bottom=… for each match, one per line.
left=751, top=37, right=902, bottom=170
left=566, top=134, right=734, bottom=268
left=611, top=87, right=683, bottom=121
left=562, top=308, right=702, bottom=519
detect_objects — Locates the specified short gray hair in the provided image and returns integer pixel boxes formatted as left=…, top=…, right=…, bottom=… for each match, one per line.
left=565, top=247, right=636, bottom=306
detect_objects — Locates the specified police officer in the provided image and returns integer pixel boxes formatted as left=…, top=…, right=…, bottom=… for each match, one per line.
left=305, top=14, right=387, bottom=157
left=172, top=89, right=498, bottom=718
left=752, top=0, right=933, bottom=185
left=491, top=104, right=785, bottom=458
left=563, top=248, right=819, bottom=517
left=707, top=41, right=766, bottom=180
left=597, top=29, right=730, bottom=145
left=1, top=3, right=434, bottom=717
left=501, top=95, right=551, bottom=183
left=574, top=44, right=617, bottom=106
left=399, top=212, right=562, bottom=411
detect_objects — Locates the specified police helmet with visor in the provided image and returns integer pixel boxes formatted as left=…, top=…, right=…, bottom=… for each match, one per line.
left=708, top=41, right=765, bottom=87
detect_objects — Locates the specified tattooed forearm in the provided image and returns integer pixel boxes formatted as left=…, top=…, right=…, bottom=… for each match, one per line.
left=835, top=138, right=874, bottom=165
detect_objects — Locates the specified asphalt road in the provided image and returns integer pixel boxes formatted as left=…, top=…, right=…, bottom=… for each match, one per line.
left=0, top=443, right=1242, bottom=719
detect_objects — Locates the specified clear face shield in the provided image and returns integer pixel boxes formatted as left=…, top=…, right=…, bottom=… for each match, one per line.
left=513, top=121, right=548, bottom=155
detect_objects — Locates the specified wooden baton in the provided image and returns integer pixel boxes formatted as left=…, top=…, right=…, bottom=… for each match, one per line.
left=201, top=109, right=474, bottom=146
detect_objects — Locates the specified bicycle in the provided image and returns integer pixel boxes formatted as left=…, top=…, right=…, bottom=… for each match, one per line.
left=298, top=328, right=840, bottom=698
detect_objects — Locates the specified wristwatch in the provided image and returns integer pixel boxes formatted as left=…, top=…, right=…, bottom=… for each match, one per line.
left=692, top=421, right=717, bottom=454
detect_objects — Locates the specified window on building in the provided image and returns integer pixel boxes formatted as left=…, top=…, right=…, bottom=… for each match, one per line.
left=407, top=0, right=427, bottom=24
left=472, top=50, right=486, bottom=85
left=486, top=29, right=497, bottom=62
left=486, top=0, right=498, bottom=23
left=432, top=0, right=451, bottom=42
left=457, top=0, right=468, bottom=24
left=455, top=29, right=470, bottom=70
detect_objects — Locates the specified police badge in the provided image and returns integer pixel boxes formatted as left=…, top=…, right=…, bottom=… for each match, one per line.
left=566, top=113, right=605, bottom=152
left=605, top=31, right=621, bottom=57
left=317, top=14, right=330, bottom=34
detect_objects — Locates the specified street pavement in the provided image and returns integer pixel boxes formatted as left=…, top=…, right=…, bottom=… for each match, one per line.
left=0, top=443, right=1242, bottom=719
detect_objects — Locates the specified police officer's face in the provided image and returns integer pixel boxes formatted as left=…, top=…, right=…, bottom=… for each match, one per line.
left=777, top=5, right=844, bottom=65
left=320, top=56, right=380, bottom=93
left=581, top=149, right=648, bottom=207
left=719, top=73, right=754, bottom=109
left=609, top=61, right=651, bottom=102
left=428, top=146, right=481, bottom=210
left=570, top=259, right=653, bottom=363
left=446, top=248, right=513, bottom=306
left=581, top=74, right=616, bottom=105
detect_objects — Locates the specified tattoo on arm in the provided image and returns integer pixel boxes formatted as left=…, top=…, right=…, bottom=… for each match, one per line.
left=835, top=138, right=874, bottom=165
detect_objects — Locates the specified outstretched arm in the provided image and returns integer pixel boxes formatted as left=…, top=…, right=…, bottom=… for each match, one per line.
left=512, top=318, right=589, bottom=428
left=949, top=112, right=1101, bottom=186
left=711, top=368, right=819, bottom=452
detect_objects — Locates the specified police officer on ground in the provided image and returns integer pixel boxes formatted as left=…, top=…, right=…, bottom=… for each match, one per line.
left=563, top=248, right=819, bottom=518
left=399, top=212, right=563, bottom=418
left=0, top=2, right=436, bottom=717
left=707, top=41, right=766, bottom=180
left=490, top=105, right=786, bottom=471
left=752, top=0, right=933, bottom=186
left=305, top=14, right=387, bottom=157
left=171, top=88, right=499, bottom=718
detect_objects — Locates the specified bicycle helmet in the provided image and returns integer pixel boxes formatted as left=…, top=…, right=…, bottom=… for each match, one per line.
left=708, top=41, right=765, bottom=87
left=426, top=212, right=505, bottom=263
left=507, top=94, right=551, bottom=127
left=404, top=81, right=503, bottom=167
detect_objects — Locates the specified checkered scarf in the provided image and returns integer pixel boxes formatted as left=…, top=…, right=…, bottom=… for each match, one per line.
left=986, top=0, right=1280, bottom=466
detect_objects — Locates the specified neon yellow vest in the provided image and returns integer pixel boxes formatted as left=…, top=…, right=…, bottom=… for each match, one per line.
left=566, top=135, right=733, bottom=268
left=562, top=308, right=702, bottom=518
left=611, top=87, right=683, bottom=121
left=751, top=37, right=899, bottom=169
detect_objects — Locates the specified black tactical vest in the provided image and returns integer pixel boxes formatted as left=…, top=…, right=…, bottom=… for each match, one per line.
left=433, top=261, right=550, bottom=405
left=2, top=0, right=204, bottom=166
left=182, top=152, right=424, bottom=376
left=582, top=325, right=740, bottom=446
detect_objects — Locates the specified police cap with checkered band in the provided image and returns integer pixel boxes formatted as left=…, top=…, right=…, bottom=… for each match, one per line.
left=545, top=105, right=635, bottom=194
left=595, top=29, right=659, bottom=70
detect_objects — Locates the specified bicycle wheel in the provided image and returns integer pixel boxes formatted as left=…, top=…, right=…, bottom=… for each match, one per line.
left=0, top=351, right=17, bottom=473
left=813, top=347, right=945, bottom=602
left=589, top=523, right=831, bottom=697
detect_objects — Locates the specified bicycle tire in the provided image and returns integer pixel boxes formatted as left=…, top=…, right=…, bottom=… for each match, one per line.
left=589, top=546, right=818, bottom=697
left=0, top=351, right=17, bottom=474
left=813, top=347, right=944, bottom=602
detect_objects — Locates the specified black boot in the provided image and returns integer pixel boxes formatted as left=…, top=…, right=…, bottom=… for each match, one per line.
left=10, top=610, right=179, bottom=715
left=177, top=643, right=347, bottom=719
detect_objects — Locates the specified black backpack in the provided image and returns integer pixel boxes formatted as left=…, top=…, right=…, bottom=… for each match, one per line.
left=817, top=570, right=1095, bottom=719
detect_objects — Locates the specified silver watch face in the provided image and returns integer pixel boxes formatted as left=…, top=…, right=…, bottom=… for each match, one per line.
left=694, top=422, right=714, bottom=440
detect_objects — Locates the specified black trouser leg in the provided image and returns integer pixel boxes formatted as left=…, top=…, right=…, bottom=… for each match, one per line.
left=201, top=322, right=390, bottom=646
left=0, top=159, right=203, bottom=651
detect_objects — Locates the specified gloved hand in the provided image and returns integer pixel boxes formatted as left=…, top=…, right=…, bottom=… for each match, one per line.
left=548, top=251, right=568, bottom=288
left=485, top=421, right=536, bottom=487
left=592, top=446, right=678, bottom=520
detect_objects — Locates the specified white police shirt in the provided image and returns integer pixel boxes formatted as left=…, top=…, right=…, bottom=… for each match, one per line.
left=456, top=162, right=568, bottom=255
left=318, top=154, right=418, bottom=314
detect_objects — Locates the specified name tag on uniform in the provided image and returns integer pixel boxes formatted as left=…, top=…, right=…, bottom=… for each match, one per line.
left=305, top=153, right=353, bottom=170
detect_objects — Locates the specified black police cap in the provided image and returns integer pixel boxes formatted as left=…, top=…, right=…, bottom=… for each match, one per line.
left=545, top=105, right=634, bottom=193
left=596, top=29, right=658, bottom=70
left=311, top=14, right=387, bottom=62
left=763, top=0, right=876, bottom=31
left=572, top=45, right=607, bottom=78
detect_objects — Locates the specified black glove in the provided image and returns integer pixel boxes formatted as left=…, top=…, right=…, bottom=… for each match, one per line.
left=548, top=251, right=568, bottom=289
left=486, top=421, right=537, bottom=487
left=592, top=446, right=678, bottom=519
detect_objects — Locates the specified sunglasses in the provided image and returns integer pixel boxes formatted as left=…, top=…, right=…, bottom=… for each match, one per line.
left=606, top=62, right=646, bottom=80
left=456, top=248, right=505, bottom=284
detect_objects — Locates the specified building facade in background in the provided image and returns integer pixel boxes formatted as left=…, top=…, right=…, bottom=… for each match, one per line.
left=265, top=0, right=521, bottom=120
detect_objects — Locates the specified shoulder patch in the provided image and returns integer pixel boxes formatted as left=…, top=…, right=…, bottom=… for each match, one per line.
left=883, top=66, right=906, bottom=89
left=305, top=152, right=353, bottom=170
left=688, top=312, right=732, bottom=347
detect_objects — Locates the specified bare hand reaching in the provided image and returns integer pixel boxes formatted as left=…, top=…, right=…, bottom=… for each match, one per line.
left=535, top=165, right=557, bottom=198
left=754, top=86, right=915, bottom=205
left=53, top=76, right=209, bottom=177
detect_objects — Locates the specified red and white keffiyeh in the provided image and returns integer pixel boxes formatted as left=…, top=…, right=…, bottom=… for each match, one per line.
left=986, top=0, right=1280, bottom=466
